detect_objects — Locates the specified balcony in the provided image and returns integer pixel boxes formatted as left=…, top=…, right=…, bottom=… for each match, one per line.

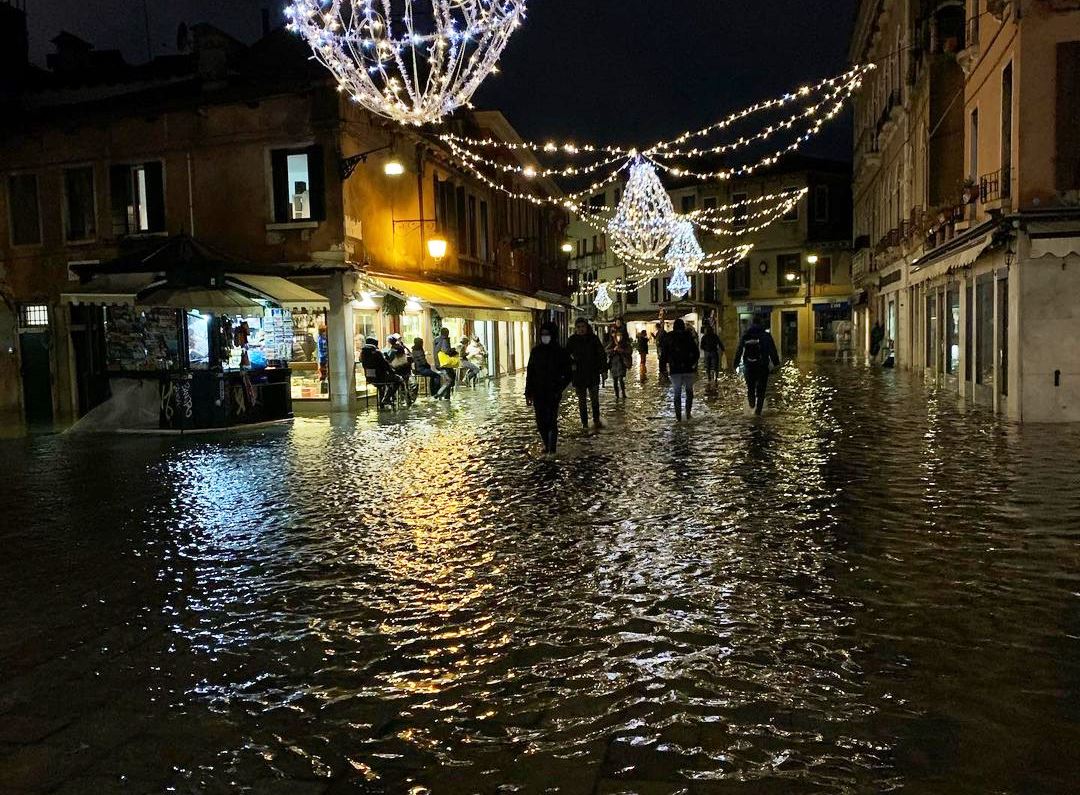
left=979, top=167, right=1012, bottom=212
left=957, top=17, right=980, bottom=73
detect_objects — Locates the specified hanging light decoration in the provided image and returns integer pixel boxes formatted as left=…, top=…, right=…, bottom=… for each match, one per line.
left=286, top=0, right=528, bottom=127
left=667, top=262, right=692, bottom=300
left=607, top=156, right=676, bottom=260
left=664, top=219, right=703, bottom=300
left=593, top=282, right=614, bottom=313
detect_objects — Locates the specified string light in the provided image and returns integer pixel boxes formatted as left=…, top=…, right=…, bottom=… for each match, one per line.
left=607, top=157, right=677, bottom=260
left=667, top=262, right=692, bottom=299
left=285, top=0, right=528, bottom=126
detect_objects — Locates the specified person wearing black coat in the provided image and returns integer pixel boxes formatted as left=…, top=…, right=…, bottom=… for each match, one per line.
left=565, top=318, right=608, bottom=429
left=662, top=318, right=701, bottom=421
left=525, top=322, right=572, bottom=455
left=733, top=317, right=781, bottom=416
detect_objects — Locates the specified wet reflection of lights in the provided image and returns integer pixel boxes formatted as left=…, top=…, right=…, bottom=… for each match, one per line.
left=3, top=365, right=1079, bottom=792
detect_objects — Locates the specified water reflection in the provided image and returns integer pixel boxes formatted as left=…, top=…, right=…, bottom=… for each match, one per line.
left=0, top=364, right=1078, bottom=792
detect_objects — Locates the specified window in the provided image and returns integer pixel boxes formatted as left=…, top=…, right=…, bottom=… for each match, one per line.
left=8, top=174, right=41, bottom=246
left=626, top=287, right=639, bottom=305
left=777, top=253, right=802, bottom=288
left=271, top=146, right=325, bottom=222
left=589, top=193, right=606, bottom=208
left=650, top=278, right=659, bottom=304
left=926, top=292, right=938, bottom=370
left=965, top=282, right=973, bottom=381
left=681, top=195, right=696, bottom=214
left=1055, top=43, right=1080, bottom=189
left=591, top=235, right=598, bottom=253
left=782, top=187, right=799, bottom=221
left=467, top=195, right=478, bottom=257
left=479, top=200, right=490, bottom=261
left=976, top=274, right=994, bottom=385
left=110, top=162, right=165, bottom=236
left=814, top=304, right=849, bottom=343
left=969, top=108, right=979, bottom=182
left=1001, top=62, right=1013, bottom=194
left=704, top=273, right=717, bottom=302
left=455, top=185, right=467, bottom=252
left=999, top=275, right=1009, bottom=396
left=814, top=256, right=832, bottom=285
left=727, top=260, right=751, bottom=295
left=63, top=166, right=96, bottom=241
left=946, top=285, right=960, bottom=375
left=19, top=304, right=49, bottom=328
left=577, top=239, right=585, bottom=258
left=814, top=185, right=830, bottom=222
left=703, top=196, right=718, bottom=211
left=732, top=192, right=748, bottom=229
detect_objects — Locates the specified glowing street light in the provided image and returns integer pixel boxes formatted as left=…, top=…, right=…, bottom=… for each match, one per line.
left=384, top=159, right=406, bottom=177
left=561, top=242, right=574, bottom=254
left=427, top=236, right=449, bottom=260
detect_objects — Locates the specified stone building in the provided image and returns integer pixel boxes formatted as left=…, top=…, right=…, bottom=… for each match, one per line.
left=0, top=10, right=570, bottom=434
left=851, top=0, right=1080, bottom=421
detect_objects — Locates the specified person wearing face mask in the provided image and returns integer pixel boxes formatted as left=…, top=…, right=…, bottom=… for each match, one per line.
left=525, top=322, right=572, bottom=457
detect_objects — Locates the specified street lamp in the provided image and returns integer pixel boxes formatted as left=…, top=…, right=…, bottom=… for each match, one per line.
left=383, top=158, right=405, bottom=176
left=427, top=236, right=449, bottom=261
left=561, top=242, right=573, bottom=254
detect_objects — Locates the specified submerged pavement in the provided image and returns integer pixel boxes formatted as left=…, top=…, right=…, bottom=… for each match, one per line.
left=1, top=363, right=1079, bottom=794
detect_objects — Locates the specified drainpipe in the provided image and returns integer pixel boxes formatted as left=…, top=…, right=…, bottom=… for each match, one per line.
left=416, top=143, right=426, bottom=271
left=186, top=152, right=195, bottom=235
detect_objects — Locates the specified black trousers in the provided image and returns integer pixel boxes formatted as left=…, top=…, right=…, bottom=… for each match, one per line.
left=745, top=368, right=770, bottom=415
left=576, top=383, right=601, bottom=426
left=533, top=397, right=560, bottom=453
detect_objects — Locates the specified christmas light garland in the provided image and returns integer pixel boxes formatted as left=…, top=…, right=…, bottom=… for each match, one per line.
left=286, top=0, right=528, bottom=126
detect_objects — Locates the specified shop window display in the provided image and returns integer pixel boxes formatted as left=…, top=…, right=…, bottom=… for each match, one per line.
left=106, top=306, right=182, bottom=372
left=291, top=310, right=328, bottom=399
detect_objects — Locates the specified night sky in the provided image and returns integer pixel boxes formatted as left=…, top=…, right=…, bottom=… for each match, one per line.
left=26, top=0, right=858, bottom=156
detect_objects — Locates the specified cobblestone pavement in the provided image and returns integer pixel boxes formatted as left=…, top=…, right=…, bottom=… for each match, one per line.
left=2, top=363, right=1079, bottom=794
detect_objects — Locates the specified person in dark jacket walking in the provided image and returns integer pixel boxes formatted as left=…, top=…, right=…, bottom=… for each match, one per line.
left=662, top=318, right=700, bottom=421
left=606, top=329, right=632, bottom=399
left=654, top=322, right=669, bottom=379
left=565, top=318, right=607, bottom=429
left=635, top=329, right=650, bottom=378
left=525, top=322, right=572, bottom=456
left=699, top=323, right=725, bottom=385
left=733, top=316, right=781, bottom=416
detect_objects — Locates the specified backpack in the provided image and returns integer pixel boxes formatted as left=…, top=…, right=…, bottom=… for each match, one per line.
left=742, top=336, right=763, bottom=366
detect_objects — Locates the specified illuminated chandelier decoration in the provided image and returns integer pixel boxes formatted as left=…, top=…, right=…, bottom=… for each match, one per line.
left=664, top=219, right=702, bottom=300
left=593, top=282, right=614, bottom=313
left=607, top=157, right=677, bottom=260
left=286, top=0, right=528, bottom=126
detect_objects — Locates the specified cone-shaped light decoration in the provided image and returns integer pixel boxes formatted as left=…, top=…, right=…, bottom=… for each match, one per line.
left=286, top=1, right=528, bottom=127
left=665, top=219, right=702, bottom=300
left=593, top=282, right=614, bottom=313
left=608, top=157, right=676, bottom=260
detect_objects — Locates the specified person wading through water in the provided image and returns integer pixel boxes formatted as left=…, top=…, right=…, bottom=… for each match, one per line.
left=525, top=322, right=572, bottom=457
left=566, top=318, right=607, bottom=431
left=663, top=318, right=700, bottom=422
left=733, top=315, right=780, bottom=416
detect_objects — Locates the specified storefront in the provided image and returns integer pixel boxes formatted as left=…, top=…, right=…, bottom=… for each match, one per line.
left=63, top=272, right=328, bottom=431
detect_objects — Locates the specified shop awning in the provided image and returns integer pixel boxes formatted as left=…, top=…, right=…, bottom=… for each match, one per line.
left=136, top=285, right=266, bottom=314
left=61, top=274, right=155, bottom=306
left=378, top=276, right=532, bottom=322
left=226, top=274, right=328, bottom=311
left=910, top=234, right=992, bottom=281
left=1029, top=236, right=1080, bottom=260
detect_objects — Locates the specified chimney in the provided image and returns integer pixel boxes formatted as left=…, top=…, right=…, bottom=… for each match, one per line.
left=0, top=1, right=29, bottom=78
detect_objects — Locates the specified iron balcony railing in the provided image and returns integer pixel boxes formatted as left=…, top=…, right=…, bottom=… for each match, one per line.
left=980, top=167, right=1012, bottom=204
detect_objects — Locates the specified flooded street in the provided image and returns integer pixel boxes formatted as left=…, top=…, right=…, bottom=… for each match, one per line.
left=2, top=363, right=1079, bottom=794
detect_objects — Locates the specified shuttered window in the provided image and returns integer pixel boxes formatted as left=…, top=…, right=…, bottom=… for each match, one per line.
left=1056, top=42, right=1080, bottom=190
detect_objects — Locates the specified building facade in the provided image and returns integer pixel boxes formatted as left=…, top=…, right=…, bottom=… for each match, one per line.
left=0, top=15, right=570, bottom=433
left=851, top=0, right=1080, bottom=422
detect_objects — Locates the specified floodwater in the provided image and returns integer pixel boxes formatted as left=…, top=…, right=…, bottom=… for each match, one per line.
left=1, top=363, right=1079, bottom=794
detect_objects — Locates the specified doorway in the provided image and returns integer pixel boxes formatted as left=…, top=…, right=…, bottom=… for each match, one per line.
left=19, top=329, right=53, bottom=429
left=781, top=311, right=799, bottom=362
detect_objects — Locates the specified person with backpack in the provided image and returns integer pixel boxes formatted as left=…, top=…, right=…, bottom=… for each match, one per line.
left=565, top=318, right=608, bottom=430
left=699, top=323, right=724, bottom=385
left=662, top=318, right=700, bottom=421
left=733, top=316, right=780, bottom=416
left=525, top=322, right=572, bottom=456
